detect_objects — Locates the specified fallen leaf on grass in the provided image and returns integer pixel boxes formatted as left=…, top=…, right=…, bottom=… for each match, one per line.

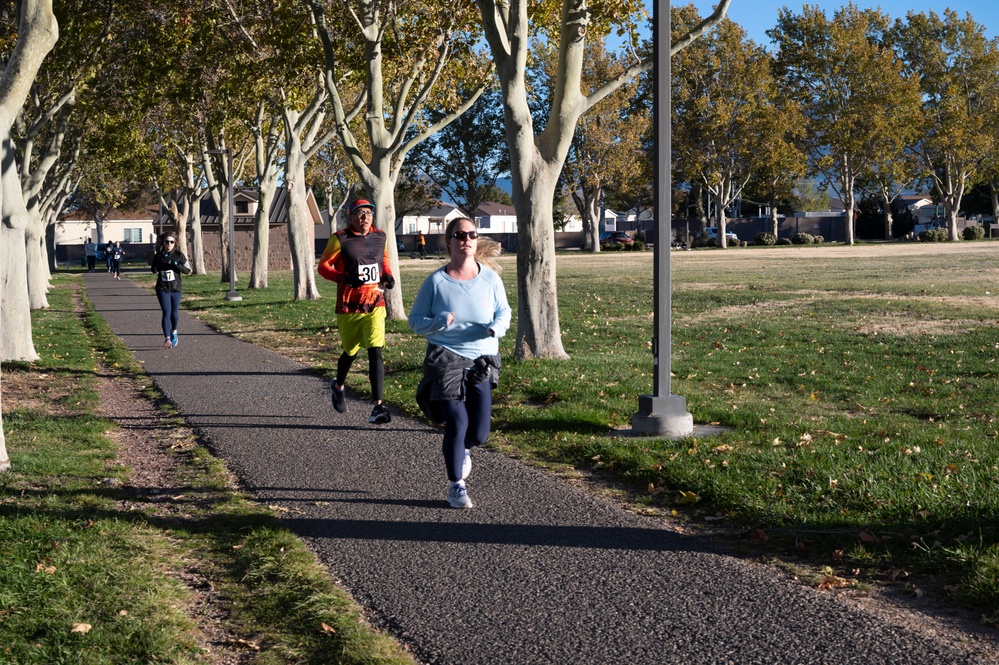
left=225, top=638, right=261, bottom=651
left=70, top=623, right=92, bottom=634
left=35, top=564, right=56, bottom=574
left=676, top=491, right=700, bottom=505
left=320, top=623, right=337, bottom=635
left=817, top=576, right=849, bottom=590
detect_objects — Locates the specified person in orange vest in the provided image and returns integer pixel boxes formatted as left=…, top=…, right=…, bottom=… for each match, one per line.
left=417, top=231, right=427, bottom=259
left=317, top=199, right=395, bottom=424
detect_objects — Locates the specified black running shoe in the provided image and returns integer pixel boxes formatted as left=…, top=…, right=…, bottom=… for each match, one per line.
left=368, top=403, right=390, bottom=424
left=330, top=380, right=346, bottom=413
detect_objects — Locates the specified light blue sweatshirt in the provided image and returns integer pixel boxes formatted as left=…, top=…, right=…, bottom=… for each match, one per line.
left=408, top=264, right=512, bottom=359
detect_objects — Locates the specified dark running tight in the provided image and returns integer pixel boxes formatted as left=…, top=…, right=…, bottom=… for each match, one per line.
left=337, top=347, right=384, bottom=401
left=440, top=380, right=492, bottom=482
left=156, top=290, right=181, bottom=338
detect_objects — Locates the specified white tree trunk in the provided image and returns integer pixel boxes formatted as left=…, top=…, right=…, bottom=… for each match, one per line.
left=214, top=187, right=233, bottom=283
left=282, top=123, right=320, bottom=301
left=1, top=142, right=39, bottom=362
left=24, top=208, right=49, bottom=309
left=0, top=0, right=60, bottom=471
left=880, top=188, right=894, bottom=239
left=572, top=185, right=602, bottom=252
left=510, top=165, right=569, bottom=359
left=368, top=177, right=404, bottom=319
left=249, top=111, right=281, bottom=290
left=249, top=178, right=276, bottom=289
left=180, top=158, right=207, bottom=274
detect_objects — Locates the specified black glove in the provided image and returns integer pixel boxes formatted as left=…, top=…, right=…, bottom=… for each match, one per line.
left=466, top=357, right=492, bottom=385
left=380, top=274, right=395, bottom=290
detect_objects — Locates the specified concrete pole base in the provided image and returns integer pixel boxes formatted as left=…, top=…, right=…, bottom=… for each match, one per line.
left=631, top=394, right=694, bottom=438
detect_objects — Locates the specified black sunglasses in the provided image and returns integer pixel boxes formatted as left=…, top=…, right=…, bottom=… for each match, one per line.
left=450, top=230, right=478, bottom=240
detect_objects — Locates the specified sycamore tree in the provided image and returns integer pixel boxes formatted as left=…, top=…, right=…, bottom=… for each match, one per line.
left=770, top=4, right=923, bottom=246
left=892, top=10, right=999, bottom=241
left=474, top=0, right=730, bottom=359
left=743, top=50, right=806, bottom=238
left=548, top=39, right=648, bottom=252
left=309, top=0, right=491, bottom=319
left=139, top=3, right=211, bottom=270
left=0, top=0, right=60, bottom=471
left=11, top=0, right=135, bottom=311
left=673, top=18, right=772, bottom=248
left=246, top=100, right=282, bottom=289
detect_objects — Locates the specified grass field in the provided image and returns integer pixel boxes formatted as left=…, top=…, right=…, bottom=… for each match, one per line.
left=125, top=240, right=999, bottom=625
left=0, top=279, right=415, bottom=663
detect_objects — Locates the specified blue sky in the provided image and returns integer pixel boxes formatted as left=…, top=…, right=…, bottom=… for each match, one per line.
left=682, top=1, right=997, bottom=45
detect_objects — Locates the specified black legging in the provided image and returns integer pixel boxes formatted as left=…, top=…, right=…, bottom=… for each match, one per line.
left=336, top=347, right=384, bottom=401
left=440, top=380, right=492, bottom=482
left=156, top=290, right=181, bottom=338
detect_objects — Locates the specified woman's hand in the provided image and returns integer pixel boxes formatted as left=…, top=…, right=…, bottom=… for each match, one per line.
left=446, top=312, right=455, bottom=327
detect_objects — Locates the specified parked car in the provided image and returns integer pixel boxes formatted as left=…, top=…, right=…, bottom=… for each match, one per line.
left=913, top=218, right=946, bottom=235
left=600, top=231, right=634, bottom=246
left=704, top=227, right=739, bottom=244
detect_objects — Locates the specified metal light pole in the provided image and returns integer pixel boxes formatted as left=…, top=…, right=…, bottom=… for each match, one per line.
left=206, top=148, right=242, bottom=302
left=631, top=0, right=693, bottom=438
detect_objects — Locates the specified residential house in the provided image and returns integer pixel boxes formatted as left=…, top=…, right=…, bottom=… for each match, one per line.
left=55, top=205, right=158, bottom=266
left=899, top=194, right=941, bottom=224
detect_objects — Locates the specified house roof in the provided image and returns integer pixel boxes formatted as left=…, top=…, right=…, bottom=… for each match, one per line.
left=899, top=194, right=934, bottom=209
left=59, top=204, right=158, bottom=222
left=234, top=189, right=260, bottom=203
left=475, top=201, right=516, bottom=217
left=153, top=186, right=321, bottom=227
left=424, top=203, right=458, bottom=217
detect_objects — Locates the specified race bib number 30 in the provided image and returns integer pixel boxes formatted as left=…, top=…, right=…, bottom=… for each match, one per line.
left=357, top=263, right=380, bottom=285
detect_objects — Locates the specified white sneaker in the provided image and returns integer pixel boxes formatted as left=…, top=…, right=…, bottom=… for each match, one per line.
left=447, top=483, right=473, bottom=509
left=461, top=450, right=472, bottom=481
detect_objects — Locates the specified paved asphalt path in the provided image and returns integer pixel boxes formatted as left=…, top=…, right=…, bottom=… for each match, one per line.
left=86, top=273, right=989, bottom=665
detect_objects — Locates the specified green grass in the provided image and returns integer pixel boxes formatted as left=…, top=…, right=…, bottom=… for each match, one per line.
left=1, top=276, right=415, bottom=664
left=128, top=242, right=999, bottom=624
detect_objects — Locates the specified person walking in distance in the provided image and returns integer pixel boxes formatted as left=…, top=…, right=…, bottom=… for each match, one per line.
left=317, top=198, right=396, bottom=424
left=150, top=233, right=191, bottom=349
left=84, top=239, right=97, bottom=272
left=408, top=218, right=510, bottom=508
left=110, top=241, right=125, bottom=280
left=417, top=231, right=427, bottom=259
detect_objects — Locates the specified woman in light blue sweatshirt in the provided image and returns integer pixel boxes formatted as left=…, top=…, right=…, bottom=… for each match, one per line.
left=408, top=218, right=511, bottom=509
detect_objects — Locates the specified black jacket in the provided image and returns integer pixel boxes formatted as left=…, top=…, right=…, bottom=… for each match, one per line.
left=151, top=249, right=192, bottom=293
left=416, top=344, right=501, bottom=424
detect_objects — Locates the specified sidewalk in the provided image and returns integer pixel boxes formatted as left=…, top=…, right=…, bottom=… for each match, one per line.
left=85, top=273, right=988, bottom=665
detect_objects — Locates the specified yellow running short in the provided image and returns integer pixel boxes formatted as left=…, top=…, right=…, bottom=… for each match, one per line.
left=336, top=308, right=386, bottom=355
